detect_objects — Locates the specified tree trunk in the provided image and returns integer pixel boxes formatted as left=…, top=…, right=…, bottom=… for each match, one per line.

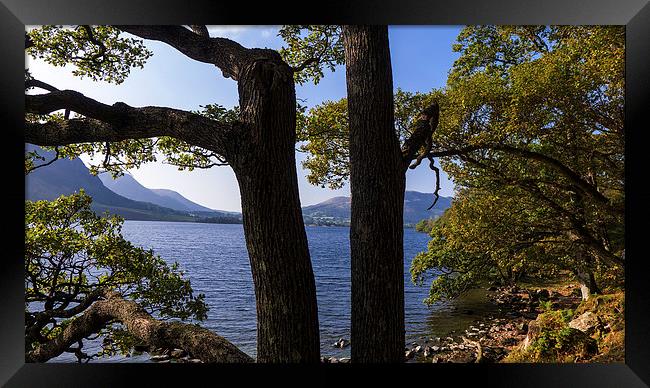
left=232, top=56, right=320, bottom=363
left=576, top=269, right=601, bottom=301
left=343, top=25, right=405, bottom=363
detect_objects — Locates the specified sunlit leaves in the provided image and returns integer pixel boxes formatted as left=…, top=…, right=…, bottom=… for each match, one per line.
left=412, top=25, right=625, bottom=303
left=279, top=25, right=344, bottom=85
left=27, top=25, right=152, bottom=84
left=297, top=99, right=349, bottom=189
left=25, top=192, right=208, bottom=358
left=296, top=89, right=444, bottom=189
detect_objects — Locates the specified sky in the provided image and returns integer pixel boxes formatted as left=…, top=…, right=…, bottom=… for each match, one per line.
left=26, top=25, right=463, bottom=212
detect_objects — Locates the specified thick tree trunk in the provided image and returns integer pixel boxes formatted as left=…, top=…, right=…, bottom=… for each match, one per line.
left=343, top=25, right=406, bottom=363
left=24, top=27, right=322, bottom=364
left=232, top=57, right=320, bottom=363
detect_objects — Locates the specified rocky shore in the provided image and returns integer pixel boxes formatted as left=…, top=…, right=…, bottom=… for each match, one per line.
left=399, top=282, right=599, bottom=363
left=145, top=281, right=620, bottom=364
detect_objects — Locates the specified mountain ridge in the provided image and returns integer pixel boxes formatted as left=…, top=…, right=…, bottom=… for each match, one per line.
left=25, top=145, right=452, bottom=226
left=25, top=144, right=241, bottom=223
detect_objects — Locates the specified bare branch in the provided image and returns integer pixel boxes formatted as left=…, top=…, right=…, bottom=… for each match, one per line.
left=25, top=79, right=59, bottom=92
left=26, top=146, right=60, bottom=174
left=116, top=25, right=274, bottom=81
left=401, top=102, right=440, bottom=169
left=425, top=143, right=619, bottom=214
left=427, top=159, right=441, bottom=210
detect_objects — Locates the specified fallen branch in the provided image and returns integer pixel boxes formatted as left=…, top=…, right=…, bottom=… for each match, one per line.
left=26, top=291, right=253, bottom=363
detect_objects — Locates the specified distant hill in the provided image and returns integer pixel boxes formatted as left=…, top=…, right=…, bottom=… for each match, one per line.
left=302, top=191, right=452, bottom=226
left=99, top=173, right=216, bottom=213
left=25, top=145, right=451, bottom=226
left=25, top=144, right=241, bottom=223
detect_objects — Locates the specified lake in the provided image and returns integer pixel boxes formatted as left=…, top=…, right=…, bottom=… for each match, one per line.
left=52, top=221, right=499, bottom=362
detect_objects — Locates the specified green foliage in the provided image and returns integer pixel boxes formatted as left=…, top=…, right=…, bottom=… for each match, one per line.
left=414, top=219, right=435, bottom=233
left=157, top=104, right=239, bottom=171
left=25, top=26, right=243, bottom=177
left=25, top=103, right=240, bottom=178
left=296, top=99, right=349, bottom=189
left=279, top=25, right=344, bottom=85
left=296, top=88, right=443, bottom=189
left=27, top=25, right=152, bottom=84
left=508, top=309, right=596, bottom=363
left=412, top=26, right=625, bottom=303
left=25, top=192, right=207, bottom=360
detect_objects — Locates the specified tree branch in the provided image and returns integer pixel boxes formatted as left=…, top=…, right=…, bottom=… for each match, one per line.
left=25, top=89, right=237, bottom=158
left=116, top=25, right=274, bottom=81
left=401, top=102, right=440, bottom=169
left=426, top=143, right=619, bottom=213
left=26, top=291, right=253, bottom=363
left=189, top=25, right=209, bottom=38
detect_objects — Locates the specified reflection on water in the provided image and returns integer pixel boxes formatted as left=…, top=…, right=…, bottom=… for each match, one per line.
left=49, top=222, right=496, bottom=362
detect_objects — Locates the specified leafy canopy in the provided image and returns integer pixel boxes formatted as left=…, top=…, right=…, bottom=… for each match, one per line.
left=25, top=191, right=207, bottom=360
left=279, top=25, right=344, bottom=85
left=411, top=25, right=625, bottom=303
left=26, top=26, right=240, bottom=178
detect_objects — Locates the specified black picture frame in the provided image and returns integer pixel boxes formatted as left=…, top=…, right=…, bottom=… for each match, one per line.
left=1, top=0, right=649, bottom=386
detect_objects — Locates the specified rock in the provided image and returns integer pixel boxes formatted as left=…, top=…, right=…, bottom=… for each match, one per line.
left=150, top=355, right=170, bottom=362
left=188, top=358, right=202, bottom=363
left=333, top=338, right=350, bottom=348
left=432, top=346, right=440, bottom=352
left=405, top=350, right=415, bottom=360
left=568, top=312, right=600, bottom=335
left=329, top=357, right=339, bottom=363
left=414, top=345, right=423, bottom=353
left=517, top=321, right=529, bottom=334
left=535, top=289, right=551, bottom=300
left=339, top=357, right=351, bottom=363
left=170, top=349, right=186, bottom=358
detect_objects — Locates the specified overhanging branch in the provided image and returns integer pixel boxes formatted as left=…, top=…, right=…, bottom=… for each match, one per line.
left=25, top=88, right=236, bottom=157
left=116, top=25, right=267, bottom=81
left=26, top=291, right=253, bottom=363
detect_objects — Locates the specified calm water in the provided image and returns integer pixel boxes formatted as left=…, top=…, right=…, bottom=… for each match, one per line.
left=52, top=221, right=499, bottom=362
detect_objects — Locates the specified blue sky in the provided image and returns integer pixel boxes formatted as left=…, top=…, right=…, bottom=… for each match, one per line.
left=27, top=25, right=463, bottom=212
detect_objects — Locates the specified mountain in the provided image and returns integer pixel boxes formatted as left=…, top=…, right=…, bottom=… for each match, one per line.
left=25, top=144, right=241, bottom=223
left=99, top=173, right=215, bottom=213
left=302, top=191, right=452, bottom=226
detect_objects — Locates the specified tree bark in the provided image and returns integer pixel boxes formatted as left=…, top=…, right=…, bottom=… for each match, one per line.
left=343, top=25, right=405, bottom=363
left=232, top=56, right=320, bottom=363
left=26, top=291, right=253, bottom=363
left=26, top=26, right=321, bottom=363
